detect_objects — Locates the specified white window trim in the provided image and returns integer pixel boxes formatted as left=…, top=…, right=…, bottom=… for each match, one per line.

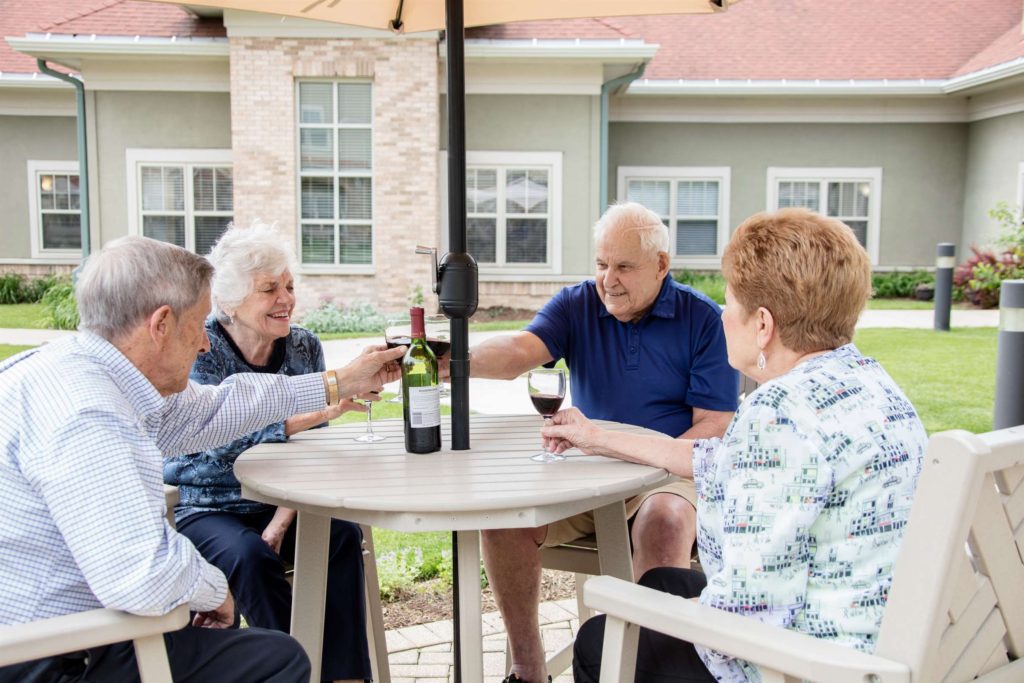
left=295, top=80, right=376, bottom=275
left=767, top=166, right=883, bottom=265
left=125, top=148, right=233, bottom=252
left=439, top=150, right=563, bottom=276
left=617, top=166, right=731, bottom=269
left=27, top=160, right=81, bottom=260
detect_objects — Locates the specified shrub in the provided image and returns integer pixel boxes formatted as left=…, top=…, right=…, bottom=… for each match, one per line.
left=24, top=275, right=62, bottom=302
left=988, top=202, right=1024, bottom=251
left=954, top=246, right=1024, bottom=309
left=0, top=273, right=24, bottom=304
left=0, top=273, right=63, bottom=304
left=300, top=302, right=387, bottom=334
left=41, top=282, right=79, bottom=330
left=376, top=548, right=423, bottom=602
left=672, top=270, right=726, bottom=304
left=871, top=270, right=934, bottom=299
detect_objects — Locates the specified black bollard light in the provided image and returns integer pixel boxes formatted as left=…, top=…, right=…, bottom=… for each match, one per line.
left=994, top=280, right=1024, bottom=430
left=934, top=243, right=956, bottom=332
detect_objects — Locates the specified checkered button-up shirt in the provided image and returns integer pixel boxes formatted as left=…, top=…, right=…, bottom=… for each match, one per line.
left=0, top=332, right=326, bottom=624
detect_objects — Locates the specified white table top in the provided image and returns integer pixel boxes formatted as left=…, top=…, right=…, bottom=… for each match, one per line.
left=236, top=414, right=677, bottom=533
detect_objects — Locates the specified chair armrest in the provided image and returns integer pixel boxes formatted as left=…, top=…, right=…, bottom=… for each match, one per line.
left=584, top=576, right=910, bottom=683
left=164, top=484, right=179, bottom=526
left=0, top=604, right=189, bottom=667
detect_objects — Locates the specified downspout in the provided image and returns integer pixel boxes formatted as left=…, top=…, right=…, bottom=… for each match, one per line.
left=36, top=60, right=90, bottom=273
left=600, top=63, right=646, bottom=213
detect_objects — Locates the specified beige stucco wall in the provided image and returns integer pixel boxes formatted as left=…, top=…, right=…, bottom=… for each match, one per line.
left=0, top=113, right=77, bottom=263
left=90, top=90, right=232, bottom=243
left=962, top=111, right=1024, bottom=252
left=230, top=36, right=440, bottom=317
left=610, top=121, right=969, bottom=268
left=441, top=93, right=601, bottom=310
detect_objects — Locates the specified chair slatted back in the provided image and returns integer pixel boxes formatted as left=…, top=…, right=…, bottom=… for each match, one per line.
left=874, top=427, right=1024, bottom=682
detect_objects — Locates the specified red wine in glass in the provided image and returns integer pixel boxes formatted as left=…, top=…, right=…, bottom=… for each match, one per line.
left=530, top=393, right=564, bottom=417
left=386, top=336, right=412, bottom=350
left=527, top=368, right=567, bottom=462
left=426, top=339, right=451, bottom=357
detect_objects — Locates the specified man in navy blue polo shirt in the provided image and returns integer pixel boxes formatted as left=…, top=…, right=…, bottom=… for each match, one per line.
left=469, top=202, right=737, bottom=683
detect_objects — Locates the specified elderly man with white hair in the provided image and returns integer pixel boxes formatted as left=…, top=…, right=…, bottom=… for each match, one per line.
left=0, top=236, right=404, bottom=683
left=467, top=202, right=738, bottom=683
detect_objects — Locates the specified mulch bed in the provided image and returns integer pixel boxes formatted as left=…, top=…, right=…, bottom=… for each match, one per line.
left=382, top=569, right=577, bottom=630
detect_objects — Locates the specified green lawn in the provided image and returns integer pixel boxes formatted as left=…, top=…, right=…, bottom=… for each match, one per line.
left=329, top=392, right=452, bottom=424
left=0, top=344, right=32, bottom=362
left=0, top=303, right=47, bottom=329
left=853, top=327, right=996, bottom=434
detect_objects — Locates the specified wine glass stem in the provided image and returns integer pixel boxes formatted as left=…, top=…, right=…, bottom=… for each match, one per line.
left=542, top=416, right=552, bottom=454
left=365, top=402, right=375, bottom=436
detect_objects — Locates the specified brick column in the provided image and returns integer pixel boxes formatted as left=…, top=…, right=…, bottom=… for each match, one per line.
left=230, top=36, right=440, bottom=317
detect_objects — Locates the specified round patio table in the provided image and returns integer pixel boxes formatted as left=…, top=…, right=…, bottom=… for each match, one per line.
left=235, top=414, right=677, bottom=682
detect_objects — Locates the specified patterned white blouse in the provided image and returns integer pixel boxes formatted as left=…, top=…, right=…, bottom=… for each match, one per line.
left=692, top=344, right=928, bottom=681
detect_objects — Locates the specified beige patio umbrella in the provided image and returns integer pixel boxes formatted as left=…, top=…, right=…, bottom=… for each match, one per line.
left=173, top=0, right=735, bottom=32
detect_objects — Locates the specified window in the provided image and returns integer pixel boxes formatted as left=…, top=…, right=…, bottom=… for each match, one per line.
left=617, top=167, right=731, bottom=265
left=27, top=161, right=81, bottom=259
left=297, top=81, right=373, bottom=268
left=438, top=151, right=562, bottom=274
left=126, top=149, right=233, bottom=255
left=767, top=167, right=882, bottom=264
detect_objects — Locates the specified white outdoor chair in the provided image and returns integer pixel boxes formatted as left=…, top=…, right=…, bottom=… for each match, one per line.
left=584, top=426, right=1024, bottom=683
left=163, top=485, right=391, bottom=682
left=0, top=604, right=189, bottom=683
left=523, top=373, right=757, bottom=677
left=0, top=486, right=189, bottom=681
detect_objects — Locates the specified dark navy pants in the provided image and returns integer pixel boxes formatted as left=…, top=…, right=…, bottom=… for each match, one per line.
left=573, top=568, right=716, bottom=683
left=177, top=508, right=371, bottom=682
left=0, top=623, right=310, bottom=683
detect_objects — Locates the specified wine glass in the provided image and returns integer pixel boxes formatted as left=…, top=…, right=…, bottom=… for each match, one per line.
left=424, top=314, right=451, bottom=398
left=384, top=316, right=411, bottom=404
left=527, top=367, right=567, bottom=462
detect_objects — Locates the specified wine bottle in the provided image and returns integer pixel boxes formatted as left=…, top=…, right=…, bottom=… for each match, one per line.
left=402, top=306, right=441, bottom=453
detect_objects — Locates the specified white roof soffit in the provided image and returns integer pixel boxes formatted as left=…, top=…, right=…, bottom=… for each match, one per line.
left=455, top=39, right=658, bottom=62
left=628, top=57, right=1024, bottom=97
left=944, top=56, right=1024, bottom=94
left=6, top=33, right=229, bottom=64
left=0, top=71, right=69, bottom=88
left=628, top=78, right=948, bottom=96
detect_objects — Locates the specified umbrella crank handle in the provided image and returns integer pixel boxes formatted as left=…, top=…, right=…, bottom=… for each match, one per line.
left=415, top=245, right=439, bottom=294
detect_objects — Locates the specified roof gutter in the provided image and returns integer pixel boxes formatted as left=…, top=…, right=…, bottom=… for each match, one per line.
left=35, top=60, right=89, bottom=268
left=600, top=63, right=646, bottom=212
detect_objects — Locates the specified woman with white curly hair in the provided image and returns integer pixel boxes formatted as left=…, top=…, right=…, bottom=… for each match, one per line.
left=164, top=223, right=375, bottom=683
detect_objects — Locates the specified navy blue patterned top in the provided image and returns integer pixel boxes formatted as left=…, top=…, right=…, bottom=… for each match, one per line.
left=164, top=318, right=327, bottom=522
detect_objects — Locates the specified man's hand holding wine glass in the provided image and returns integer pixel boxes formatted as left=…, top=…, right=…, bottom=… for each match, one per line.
left=335, top=344, right=406, bottom=396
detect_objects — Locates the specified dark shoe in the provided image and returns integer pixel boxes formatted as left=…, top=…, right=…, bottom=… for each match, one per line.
left=501, top=675, right=552, bottom=683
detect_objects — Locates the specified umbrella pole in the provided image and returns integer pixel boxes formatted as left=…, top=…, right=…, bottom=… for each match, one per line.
left=443, top=1, right=470, bottom=681
left=444, top=0, right=472, bottom=454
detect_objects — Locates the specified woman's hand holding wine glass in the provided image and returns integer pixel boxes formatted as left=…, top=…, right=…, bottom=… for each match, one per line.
left=540, top=406, right=603, bottom=456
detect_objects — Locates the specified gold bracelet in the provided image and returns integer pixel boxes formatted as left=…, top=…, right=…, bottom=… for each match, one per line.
left=324, top=370, right=340, bottom=406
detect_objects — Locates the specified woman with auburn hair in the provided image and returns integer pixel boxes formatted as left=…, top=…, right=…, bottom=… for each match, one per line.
left=545, top=208, right=929, bottom=683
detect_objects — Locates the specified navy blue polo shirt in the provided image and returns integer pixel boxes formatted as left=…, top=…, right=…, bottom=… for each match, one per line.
left=525, top=277, right=737, bottom=437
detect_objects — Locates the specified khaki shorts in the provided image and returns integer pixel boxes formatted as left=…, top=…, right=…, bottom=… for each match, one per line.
left=541, top=478, right=697, bottom=548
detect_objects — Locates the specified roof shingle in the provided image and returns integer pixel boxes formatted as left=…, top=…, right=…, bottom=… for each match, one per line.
left=3, top=0, right=1022, bottom=84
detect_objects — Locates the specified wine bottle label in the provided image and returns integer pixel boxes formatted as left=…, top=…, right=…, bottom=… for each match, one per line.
left=407, top=386, right=441, bottom=428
